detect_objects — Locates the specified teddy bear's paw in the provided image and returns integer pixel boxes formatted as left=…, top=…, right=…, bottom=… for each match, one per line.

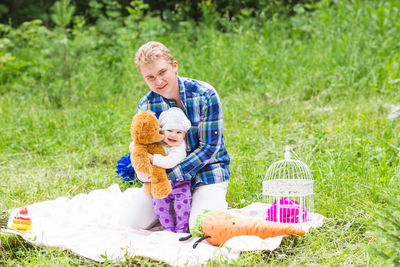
left=142, top=183, right=152, bottom=196
left=151, top=182, right=172, bottom=199
left=135, top=165, right=153, bottom=176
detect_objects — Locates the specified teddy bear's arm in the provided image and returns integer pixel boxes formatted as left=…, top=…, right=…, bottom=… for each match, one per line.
left=131, top=144, right=153, bottom=176
left=147, top=143, right=167, bottom=156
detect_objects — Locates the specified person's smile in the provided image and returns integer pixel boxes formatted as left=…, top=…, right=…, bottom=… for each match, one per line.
left=157, top=83, right=168, bottom=90
left=167, top=137, right=177, bottom=143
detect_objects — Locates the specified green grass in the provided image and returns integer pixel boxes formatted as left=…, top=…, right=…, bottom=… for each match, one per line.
left=1, top=0, right=400, bottom=265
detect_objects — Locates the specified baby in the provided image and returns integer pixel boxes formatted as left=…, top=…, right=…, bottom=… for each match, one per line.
left=137, top=107, right=192, bottom=233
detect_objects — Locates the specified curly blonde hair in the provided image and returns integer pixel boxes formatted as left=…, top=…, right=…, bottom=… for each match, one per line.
left=134, top=41, right=174, bottom=70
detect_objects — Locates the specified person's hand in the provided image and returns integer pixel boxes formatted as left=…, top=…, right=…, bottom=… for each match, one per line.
left=136, top=171, right=151, bottom=183
left=128, top=141, right=135, bottom=154
left=147, top=153, right=154, bottom=163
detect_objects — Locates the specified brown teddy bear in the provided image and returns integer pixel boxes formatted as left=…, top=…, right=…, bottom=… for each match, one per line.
left=130, top=111, right=172, bottom=199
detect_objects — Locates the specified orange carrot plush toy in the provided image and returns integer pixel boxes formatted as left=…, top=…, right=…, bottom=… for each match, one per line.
left=182, top=210, right=305, bottom=248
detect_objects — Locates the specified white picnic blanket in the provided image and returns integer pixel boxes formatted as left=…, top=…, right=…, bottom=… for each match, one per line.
left=5, top=184, right=327, bottom=266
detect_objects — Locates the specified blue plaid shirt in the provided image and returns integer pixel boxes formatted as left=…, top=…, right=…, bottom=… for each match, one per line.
left=137, top=76, right=230, bottom=189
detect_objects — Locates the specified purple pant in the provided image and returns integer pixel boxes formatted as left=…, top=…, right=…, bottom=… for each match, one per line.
left=152, top=180, right=191, bottom=233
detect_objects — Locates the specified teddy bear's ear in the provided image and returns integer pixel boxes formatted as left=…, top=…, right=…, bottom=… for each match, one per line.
left=131, top=110, right=163, bottom=144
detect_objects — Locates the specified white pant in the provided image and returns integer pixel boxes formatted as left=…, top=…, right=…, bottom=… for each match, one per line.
left=189, top=181, right=229, bottom=226
left=116, top=182, right=229, bottom=229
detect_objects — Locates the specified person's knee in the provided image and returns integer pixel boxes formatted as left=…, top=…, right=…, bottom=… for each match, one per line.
left=188, top=182, right=229, bottom=226
left=114, top=189, right=157, bottom=229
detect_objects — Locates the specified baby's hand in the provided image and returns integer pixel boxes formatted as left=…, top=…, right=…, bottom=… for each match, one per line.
left=147, top=153, right=154, bottom=163
left=128, top=141, right=135, bottom=153
left=136, top=172, right=151, bottom=182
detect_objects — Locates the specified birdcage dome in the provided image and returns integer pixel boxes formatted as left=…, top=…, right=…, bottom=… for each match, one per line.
left=262, top=146, right=314, bottom=223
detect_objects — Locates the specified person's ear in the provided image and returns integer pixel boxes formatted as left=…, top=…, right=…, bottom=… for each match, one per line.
left=173, top=61, right=178, bottom=74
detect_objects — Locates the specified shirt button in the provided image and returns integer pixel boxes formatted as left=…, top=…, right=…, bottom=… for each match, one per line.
left=214, top=131, right=218, bottom=134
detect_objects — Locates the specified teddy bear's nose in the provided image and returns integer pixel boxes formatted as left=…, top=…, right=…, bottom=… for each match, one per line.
left=159, top=130, right=163, bottom=135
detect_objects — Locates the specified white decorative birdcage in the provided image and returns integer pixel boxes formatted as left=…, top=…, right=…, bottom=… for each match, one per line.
left=262, top=146, right=314, bottom=224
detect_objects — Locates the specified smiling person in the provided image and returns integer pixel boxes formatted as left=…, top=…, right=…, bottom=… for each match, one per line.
left=144, top=107, right=192, bottom=233
left=119, top=41, right=230, bottom=230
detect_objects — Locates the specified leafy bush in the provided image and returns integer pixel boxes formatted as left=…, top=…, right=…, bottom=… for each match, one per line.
left=0, top=0, right=321, bottom=27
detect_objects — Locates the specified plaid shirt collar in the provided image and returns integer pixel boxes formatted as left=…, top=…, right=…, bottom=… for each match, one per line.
left=178, top=76, right=187, bottom=109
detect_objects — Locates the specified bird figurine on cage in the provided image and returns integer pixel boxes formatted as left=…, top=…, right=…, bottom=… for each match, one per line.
left=262, top=146, right=314, bottom=224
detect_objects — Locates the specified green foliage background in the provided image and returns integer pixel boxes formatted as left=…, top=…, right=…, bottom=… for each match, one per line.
left=1, top=0, right=400, bottom=265
left=0, top=0, right=317, bottom=26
